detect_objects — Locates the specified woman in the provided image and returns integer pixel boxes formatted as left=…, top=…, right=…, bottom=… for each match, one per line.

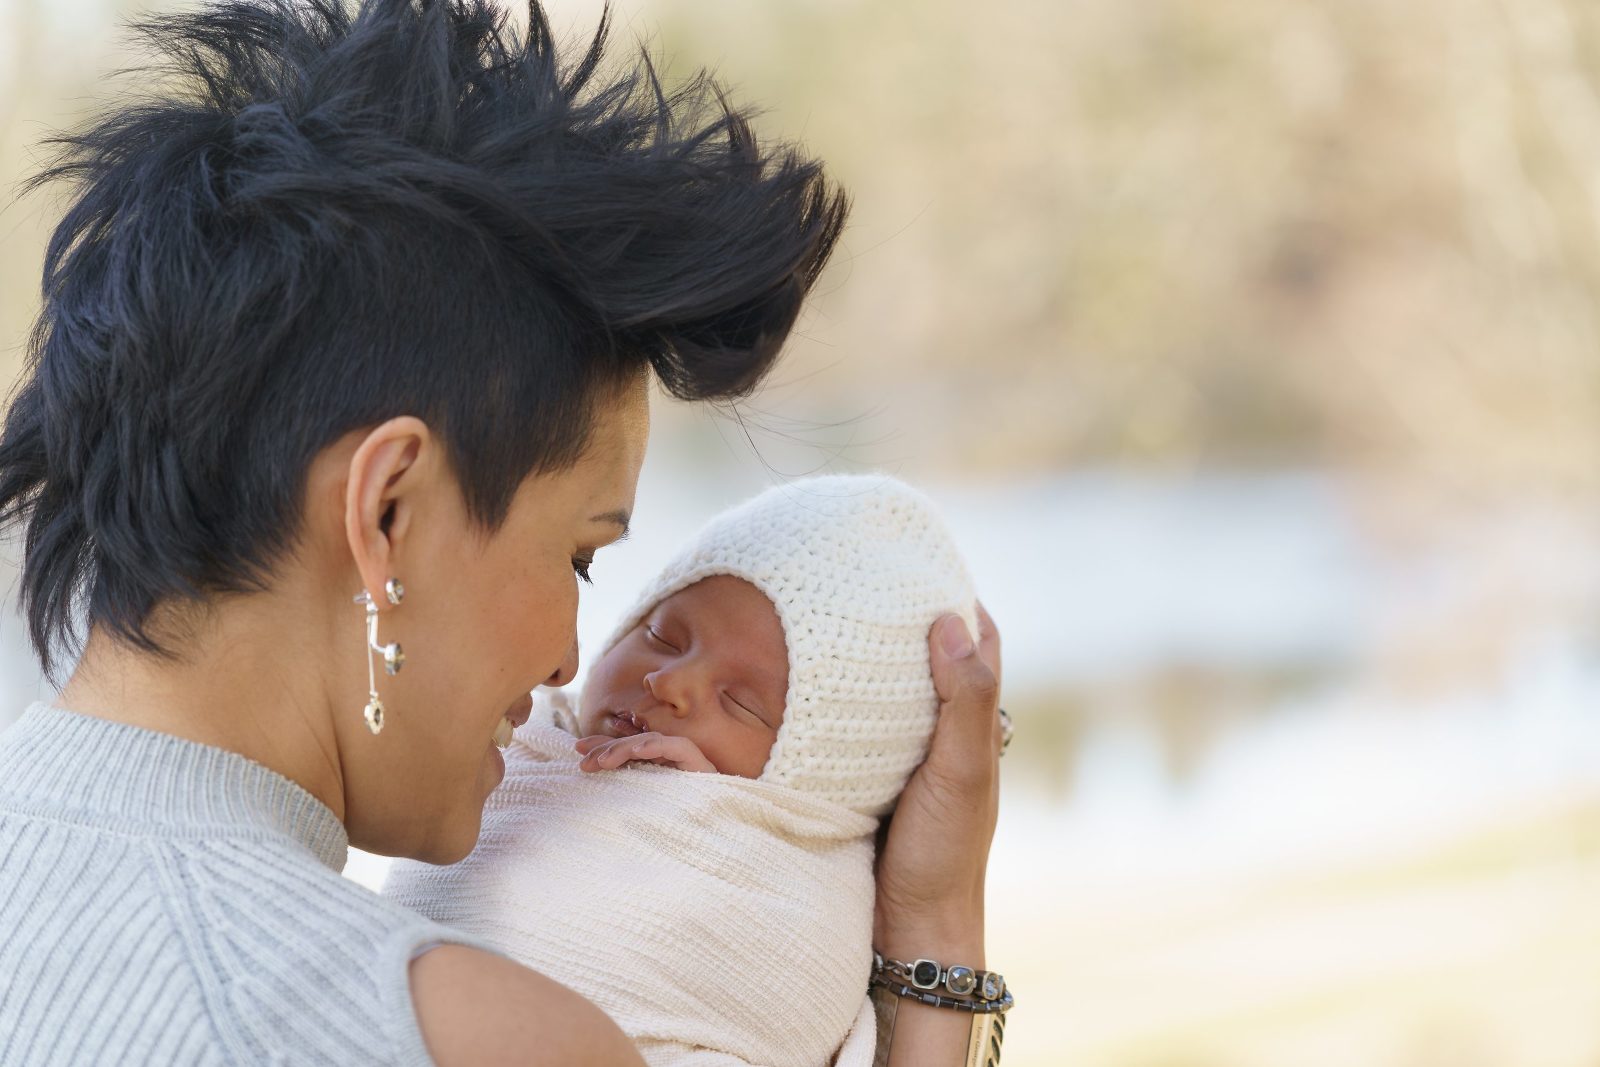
left=0, top=2, right=1004, bottom=1065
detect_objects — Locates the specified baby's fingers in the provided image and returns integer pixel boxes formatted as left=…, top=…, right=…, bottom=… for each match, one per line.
left=575, top=732, right=716, bottom=773
left=577, top=733, right=681, bottom=771
left=632, top=734, right=717, bottom=772
left=577, top=735, right=646, bottom=770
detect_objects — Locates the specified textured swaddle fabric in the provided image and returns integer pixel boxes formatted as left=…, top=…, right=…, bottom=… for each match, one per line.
left=384, top=702, right=878, bottom=1067
left=601, top=473, right=979, bottom=818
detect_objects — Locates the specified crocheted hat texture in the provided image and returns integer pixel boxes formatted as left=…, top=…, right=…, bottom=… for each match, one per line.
left=598, top=473, right=978, bottom=818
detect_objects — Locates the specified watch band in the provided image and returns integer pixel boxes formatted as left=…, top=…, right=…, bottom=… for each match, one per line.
left=869, top=983, right=899, bottom=1067
left=869, top=979, right=1008, bottom=1066
left=965, top=1010, right=1005, bottom=1067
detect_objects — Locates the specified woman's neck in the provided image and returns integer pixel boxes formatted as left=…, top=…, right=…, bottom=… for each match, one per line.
left=58, top=590, right=350, bottom=824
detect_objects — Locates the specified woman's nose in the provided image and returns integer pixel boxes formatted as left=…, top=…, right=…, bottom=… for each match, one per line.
left=544, top=640, right=579, bottom=688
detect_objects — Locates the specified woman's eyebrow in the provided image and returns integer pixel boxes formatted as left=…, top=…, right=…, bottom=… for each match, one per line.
left=589, top=509, right=631, bottom=537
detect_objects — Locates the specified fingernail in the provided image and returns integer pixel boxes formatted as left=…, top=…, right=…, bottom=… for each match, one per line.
left=939, top=615, right=973, bottom=658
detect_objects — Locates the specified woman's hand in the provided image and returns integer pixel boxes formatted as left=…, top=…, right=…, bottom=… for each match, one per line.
left=574, top=732, right=719, bottom=773
left=871, top=604, right=1002, bottom=1067
left=875, top=602, right=1002, bottom=959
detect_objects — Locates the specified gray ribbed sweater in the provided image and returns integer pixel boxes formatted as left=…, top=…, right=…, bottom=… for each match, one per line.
left=0, top=702, right=487, bottom=1066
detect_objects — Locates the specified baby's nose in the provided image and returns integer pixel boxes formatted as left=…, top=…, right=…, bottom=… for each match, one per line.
left=642, top=668, right=694, bottom=718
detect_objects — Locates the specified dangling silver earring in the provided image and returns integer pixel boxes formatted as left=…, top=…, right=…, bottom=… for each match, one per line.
left=354, top=581, right=406, bottom=735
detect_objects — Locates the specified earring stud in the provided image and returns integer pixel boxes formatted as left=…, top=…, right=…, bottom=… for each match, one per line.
left=354, top=580, right=407, bottom=735
left=364, top=696, right=385, bottom=735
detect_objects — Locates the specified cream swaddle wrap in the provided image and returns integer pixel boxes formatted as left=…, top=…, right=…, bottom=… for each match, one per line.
left=386, top=691, right=878, bottom=1067
left=385, top=475, right=977, bottom=1065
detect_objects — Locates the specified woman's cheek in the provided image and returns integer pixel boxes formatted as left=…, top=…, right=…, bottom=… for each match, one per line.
left=514, top=567, right=580, bottom=672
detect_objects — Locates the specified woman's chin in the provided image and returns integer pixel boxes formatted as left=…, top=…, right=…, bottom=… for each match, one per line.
left=411, top=813, right=486, bottom=866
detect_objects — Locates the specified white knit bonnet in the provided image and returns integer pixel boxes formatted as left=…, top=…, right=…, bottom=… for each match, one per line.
left=597, top=473, right=978, bottom=818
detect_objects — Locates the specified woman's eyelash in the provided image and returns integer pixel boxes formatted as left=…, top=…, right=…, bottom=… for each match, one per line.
left=571, top=556, right=594, bottom=585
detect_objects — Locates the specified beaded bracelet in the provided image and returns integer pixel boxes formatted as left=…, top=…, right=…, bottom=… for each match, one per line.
left=871, top=952, right=1013, bottom=1012
left=868, top=954, right=1013, bottom=1067
left=869, top=973, right=1015, bottom=1014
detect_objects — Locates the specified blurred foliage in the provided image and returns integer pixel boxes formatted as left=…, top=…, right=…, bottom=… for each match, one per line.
left=632, top=0, right=1600, bottom=493
left=7, top=0, right=1600, bottom=494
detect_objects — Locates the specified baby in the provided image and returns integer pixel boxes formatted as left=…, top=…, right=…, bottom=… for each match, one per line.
left=383, top=474, right=977, bottom=1067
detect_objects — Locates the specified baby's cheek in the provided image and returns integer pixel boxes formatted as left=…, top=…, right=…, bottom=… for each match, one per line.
left=575, top=700, right=606, bottom=737
left=721, top=732, right=776, bottom=780
left=573, top=663, right=609, bottom=731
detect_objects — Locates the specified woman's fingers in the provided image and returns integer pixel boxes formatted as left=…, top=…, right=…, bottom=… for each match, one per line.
left=975, top=599, right=1002, bottom=691
left=926, top=611, right=1004, bottom=778
left=974, top=600, right=1005, bottom=755
left=869, top=604, right=1005, bottom=949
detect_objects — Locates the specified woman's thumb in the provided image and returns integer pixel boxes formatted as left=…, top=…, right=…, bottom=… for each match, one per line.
left=929, top=615, right=1000, bottom=753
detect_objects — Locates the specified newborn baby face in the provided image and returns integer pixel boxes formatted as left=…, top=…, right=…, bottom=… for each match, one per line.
left=578, top=574, right=788, bottom=778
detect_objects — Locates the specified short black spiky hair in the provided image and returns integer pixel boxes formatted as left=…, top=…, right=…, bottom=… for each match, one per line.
left=0, top=0, right=848, bottom=677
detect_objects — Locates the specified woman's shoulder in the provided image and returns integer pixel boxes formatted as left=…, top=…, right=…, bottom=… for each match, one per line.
left=176, top=835, right=490, bottom=1063
left=202, top=839, right=643, bottom=1065
left=0, top=799, right=479, bottom=1065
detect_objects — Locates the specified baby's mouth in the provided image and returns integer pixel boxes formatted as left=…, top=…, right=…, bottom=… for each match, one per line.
left=607, top=710, right=644, bottom=738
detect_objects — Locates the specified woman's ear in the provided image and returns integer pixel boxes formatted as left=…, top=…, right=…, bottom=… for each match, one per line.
left=344, top=416, right=431, bottom=603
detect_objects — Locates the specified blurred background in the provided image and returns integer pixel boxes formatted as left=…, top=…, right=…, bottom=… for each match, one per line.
left=6, top=0, right=1600, bottom=1064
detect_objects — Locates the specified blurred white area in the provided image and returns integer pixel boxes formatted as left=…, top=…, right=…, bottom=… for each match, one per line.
left=0, top=543, right=50, bottom=714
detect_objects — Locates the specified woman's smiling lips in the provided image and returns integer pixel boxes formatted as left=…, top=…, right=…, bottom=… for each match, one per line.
left=504, top=692, right=534, bottom=729
left=490, top=693, right=535, bottom=754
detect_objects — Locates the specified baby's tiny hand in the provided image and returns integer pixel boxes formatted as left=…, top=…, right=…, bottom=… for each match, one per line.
left=574, top=732, right=719, bottom=774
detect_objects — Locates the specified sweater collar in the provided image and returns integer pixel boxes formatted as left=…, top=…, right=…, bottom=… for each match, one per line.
left=0, top=702, right=349, bottom=873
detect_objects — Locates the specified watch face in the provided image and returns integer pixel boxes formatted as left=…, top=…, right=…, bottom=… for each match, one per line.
left=912, top=960, right=941, bottom=988
left=946, top=966, right=977, bottom=995
left=981, top=972, right=1004, bottom=1000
